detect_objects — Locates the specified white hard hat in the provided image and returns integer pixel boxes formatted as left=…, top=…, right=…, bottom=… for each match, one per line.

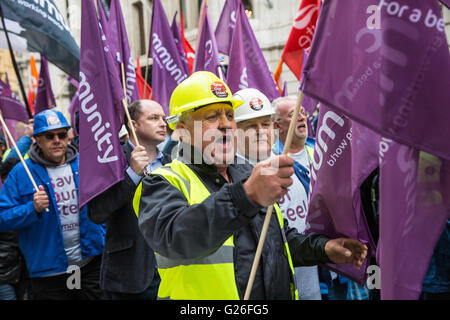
left=232, top=88, right=275, bottom=123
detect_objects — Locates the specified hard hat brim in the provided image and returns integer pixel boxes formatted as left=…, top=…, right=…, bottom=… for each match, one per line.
left=234, top=109, right=276, bottom=123
left=169, top=98, right=244, bottom=130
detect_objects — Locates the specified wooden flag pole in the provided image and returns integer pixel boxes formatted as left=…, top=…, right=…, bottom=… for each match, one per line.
left=120, top=63, right=140, bottom=146
left=0, top=111, right=49, bottom=212
left=244, top=90, right=305, bottom=300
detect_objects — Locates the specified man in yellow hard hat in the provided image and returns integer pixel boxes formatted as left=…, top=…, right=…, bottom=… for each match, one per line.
left=134, top=71, right=367, bottom=300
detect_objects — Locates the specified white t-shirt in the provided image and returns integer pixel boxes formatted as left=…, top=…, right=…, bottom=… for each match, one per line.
left=278, top=147, right=321, bottom=300
left=47, top=164, right=84, bottom=266
left=278, top=147, right=311, bottom=234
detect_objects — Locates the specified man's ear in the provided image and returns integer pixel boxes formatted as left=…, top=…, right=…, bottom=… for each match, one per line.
left=175, top=123, right=191, bottom=143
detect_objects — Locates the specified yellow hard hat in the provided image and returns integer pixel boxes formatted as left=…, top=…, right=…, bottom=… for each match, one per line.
left=167, top=71, right=244, bottom=130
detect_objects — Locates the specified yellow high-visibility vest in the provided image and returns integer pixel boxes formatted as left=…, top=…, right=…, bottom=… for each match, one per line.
left=133, top=159, right=299, bottom=300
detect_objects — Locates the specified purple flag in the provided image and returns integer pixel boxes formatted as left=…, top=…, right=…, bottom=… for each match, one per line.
left=281, top=81, right=288, bottom=97
left=0, top=78, right=29, bottom=143
left=104, top=0, right=140, bottom=104
left=378, top=140, right=450, bottom=299
left=226, top=2, right=280, bottom=101
left=193, top=4, right=221, bottom=77
left=301, top=0, right=450, bottom=160
left=306, top=104, right=378, bottom=284
left=34, top=56, right=56, bottom=114
left=149, top=0, right=188, bottom=115
left=0, top=78, right=29, bottom=123
left=440, top=0, right=450, bottom=9
left=4, top=74, right=10, bottom=88
left=68, top=90, right=80, bottom=136
left=78, top=0, right=127, bottom=207
left=214, top=0, right=239, bottom=56
left=302, top=94, right=319, bottom=115
left=171, top=12, right=190, bottom=75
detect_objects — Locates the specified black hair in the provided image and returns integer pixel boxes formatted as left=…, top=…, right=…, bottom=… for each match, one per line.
left=0, top=157, right=21, bottom=182
left=124, top=100, right=144, bottom=133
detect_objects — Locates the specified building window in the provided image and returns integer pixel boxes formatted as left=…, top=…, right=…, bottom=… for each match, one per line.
left=132, top=1, right=146, bottom=56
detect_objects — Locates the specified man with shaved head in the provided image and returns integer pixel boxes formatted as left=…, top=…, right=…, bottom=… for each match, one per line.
left=87, top=99, right=171, bottom=300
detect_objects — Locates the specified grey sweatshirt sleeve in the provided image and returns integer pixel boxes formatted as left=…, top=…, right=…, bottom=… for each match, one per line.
left=138, top=174, right=262, bottom=260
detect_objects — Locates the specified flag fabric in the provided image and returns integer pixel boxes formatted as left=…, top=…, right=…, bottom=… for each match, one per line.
left=4, top=74, right=10, bottom=87
left=27, top=55, right=38, bottom=115
left=68, top=90, right=79, bottom=136
left=226, top=2, right=280, bottom=101
left=149, top=0, right=188, bottom=115
left=34, top=56, right=56, bottom=114
left=105, top=0, right=140, bottom=104
left=306, top=103, right=378, bottom=284
left=136, top=57, right=152, bottom=99
left=0, top=77, right=28, bottom=123
left=300, top=0, right=450, bottom=160
left=281, top=81, right=288, bottom=97
left=283, top=0, right=320, bottom=80
left=0, top=0, right=80, bottom=79
left=67, top=75, right=79, bottom=136
left=302, top=94, right=318, bottom=115
left=214, top=0, right=239, bottom=56
left=440, top=0, right=450, bottom=9
left=193, top=3, right=221, bottom=77
left=378, top=140, right=450, bottom=299
left=171, top=12, right=190, bottom=75
left=0, top=77, right=29, bottom=142
left=78, top=0, right=127, bottom=207
left=180, top=12, right=195, bottom=74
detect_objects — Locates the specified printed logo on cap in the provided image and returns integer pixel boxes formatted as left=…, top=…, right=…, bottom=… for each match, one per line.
left=47, top=115, right=61, bottom=126
left=210, top=81, right=228, bottom=98
left=249, top=97, right=264, bottom=111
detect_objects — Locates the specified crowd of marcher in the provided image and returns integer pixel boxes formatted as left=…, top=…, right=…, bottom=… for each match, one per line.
left=0, top=71, right=447, bottom=300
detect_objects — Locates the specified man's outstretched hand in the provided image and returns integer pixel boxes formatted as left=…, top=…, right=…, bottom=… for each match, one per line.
left=325, top=238, right=368, bottom=269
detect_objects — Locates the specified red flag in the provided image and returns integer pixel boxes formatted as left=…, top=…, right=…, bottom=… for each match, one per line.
left=136, top=57, right=152, bottom=99
left=275, top=0, right=320, bottom=85
left=180, top=12, right=195, bottom=74
left=27, top=55, right=39, bottom=115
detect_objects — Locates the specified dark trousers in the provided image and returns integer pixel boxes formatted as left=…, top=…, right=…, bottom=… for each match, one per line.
left=102, top=272, right=160, bottom=300
left=30, top=255, right=102, bottom=300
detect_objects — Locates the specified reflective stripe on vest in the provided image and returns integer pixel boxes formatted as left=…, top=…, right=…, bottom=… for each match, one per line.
left=133, top=159, right=298, bottom=300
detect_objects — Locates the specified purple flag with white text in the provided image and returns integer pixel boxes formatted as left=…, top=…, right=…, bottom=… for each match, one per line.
left=149, top=0, right=188, bottom=114
left=301, top=0, right=450, bottom=160
left=193, top=4, right=221, bottom=77
left=226, top=2, right=280, bottom=101
left=306, top=104, right=378, bottom=284
left=378, top=140, right=450, bottom=299
left=78, top=0, right=127, bottom=207
left=34, top=56, right=56, bottom=114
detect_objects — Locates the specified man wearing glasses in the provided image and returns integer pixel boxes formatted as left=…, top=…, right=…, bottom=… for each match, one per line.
left=0, top=109, right=105, bottom=300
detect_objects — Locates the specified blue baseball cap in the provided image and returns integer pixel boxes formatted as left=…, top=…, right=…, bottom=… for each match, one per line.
left=33, top=109, right=71, bottom=137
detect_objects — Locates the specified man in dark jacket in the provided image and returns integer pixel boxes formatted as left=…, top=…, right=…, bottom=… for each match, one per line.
left=88, top=99, right=169, bottom=300
left=136, top=72, right=368, bottom=300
